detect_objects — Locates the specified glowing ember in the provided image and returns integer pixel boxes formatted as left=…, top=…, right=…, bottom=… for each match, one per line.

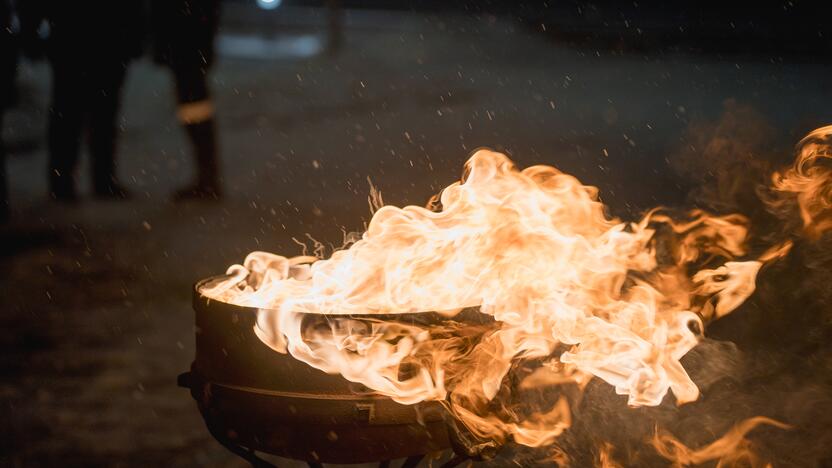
left=202, top=126, right=832, bottom=461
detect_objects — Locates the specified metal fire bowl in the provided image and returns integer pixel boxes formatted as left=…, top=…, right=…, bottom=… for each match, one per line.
left=181, top=276, right=452, bottom=464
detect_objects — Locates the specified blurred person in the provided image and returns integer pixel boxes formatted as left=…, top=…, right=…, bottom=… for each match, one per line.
left=326, top=0, right=343, bottom=55
left=19, top=0, right=144, bottom=201
left=0, top=0, right=16, bottom=221
left=152, top=0, right=222, bottom=200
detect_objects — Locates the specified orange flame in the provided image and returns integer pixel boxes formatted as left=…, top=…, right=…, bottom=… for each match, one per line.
left=769, top=125, right=832, bottom=239
left=204, top=145, right=795, bottom=448
left=598, top=442, right=622, bottom=468
left=651, top=416, right=791, bottom=467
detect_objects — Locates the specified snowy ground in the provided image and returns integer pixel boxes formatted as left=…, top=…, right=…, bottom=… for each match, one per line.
left=2, top=5, right=831, bottom=467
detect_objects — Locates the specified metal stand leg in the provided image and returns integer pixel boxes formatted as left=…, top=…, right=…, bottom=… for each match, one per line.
left=179, top=371, right=278, bottom=468
left=439, top=454, right=468, bottom=468
left=401, top=454, right=425, bottom=468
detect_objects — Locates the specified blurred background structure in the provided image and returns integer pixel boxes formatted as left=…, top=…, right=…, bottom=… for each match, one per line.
left=1, top=1, right=831, bottom=466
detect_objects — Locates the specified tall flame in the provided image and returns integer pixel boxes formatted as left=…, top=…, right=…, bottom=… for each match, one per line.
left=203, top=143, right=801, bottom=451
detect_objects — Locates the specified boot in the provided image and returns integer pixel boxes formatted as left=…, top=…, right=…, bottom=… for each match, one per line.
left=94, top=178, right=132, bottom=199
left=49, top=170, right=78, bottom=203
left=173, top=118, right=221, bottom=201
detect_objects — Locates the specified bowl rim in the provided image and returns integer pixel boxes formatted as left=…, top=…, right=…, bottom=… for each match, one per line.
left=193, top=275, right=489, bottom=324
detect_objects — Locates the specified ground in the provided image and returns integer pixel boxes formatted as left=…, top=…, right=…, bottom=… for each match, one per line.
left=2, top=5, right=832, bottom=467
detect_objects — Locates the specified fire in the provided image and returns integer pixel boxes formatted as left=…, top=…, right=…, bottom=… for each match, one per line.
left=203, top=126, right=831, bottom=462
left=768, top=125, right=832, bottom=239
left=651, top=417, right=792, bottom=467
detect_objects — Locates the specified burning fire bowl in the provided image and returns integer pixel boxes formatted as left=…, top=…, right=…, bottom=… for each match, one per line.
left=180, top=277, right=452, bottom=464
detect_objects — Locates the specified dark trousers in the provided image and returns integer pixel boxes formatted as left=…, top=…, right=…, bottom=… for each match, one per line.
left=170, top=60, right=219, bottom=188
left=48, top=60, right=127, bottom=194
left=0, top=111, right=7, bottom=221
left=172, top=61, right=209, bottom=104
left=1, top=37, right=15, bottom=220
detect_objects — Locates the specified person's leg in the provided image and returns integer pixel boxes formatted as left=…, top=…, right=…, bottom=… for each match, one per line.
left=326, top=0, right=344, bottom=55
left=171, top=61, right=220, bottom=200
left=0, top=38, right=15, bottom=221
left=88, top=60, right=129, bottom=198
left=47, top=61, right=84, bottom=201
left=0, top=110, right=7, bottom=222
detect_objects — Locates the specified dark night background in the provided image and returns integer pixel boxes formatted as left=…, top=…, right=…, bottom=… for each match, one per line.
left=1, top=1, right=831, bottom=466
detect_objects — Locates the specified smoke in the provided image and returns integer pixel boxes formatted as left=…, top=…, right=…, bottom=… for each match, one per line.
left=510, top=107, right=832, bottom=466
left=474, top=110, right=832, bottom=467
left=669, top=100, right=780, bottom=216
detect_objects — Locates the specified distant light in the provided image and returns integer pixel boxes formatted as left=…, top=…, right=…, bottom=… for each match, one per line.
left=257, top=0, right=282, bottom=10
left=218, top=34, right=324, bottom=60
